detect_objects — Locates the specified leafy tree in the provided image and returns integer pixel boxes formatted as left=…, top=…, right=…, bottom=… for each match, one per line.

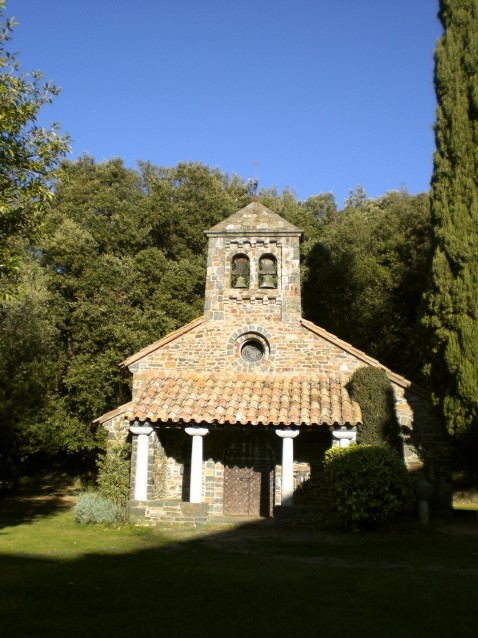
left=421, top=0, right=478, bottom=445
left=301, top=192, right=337, bottom=225
left=0, top=158, right=255, bottom=479
left=304, top=189, right=432, bottom=380
left=258, top=187, right=334, bottom=294
left=258, top=187, right=333, bottom=242
left=0, top=1, right=69, bottom=297
left=0, top=254, right=60, bottom=474
left=344, top=184, right=368, bottom=209
left=142, top=161, right=250, bottom=260
left=39, top=158, right=164, bottom=446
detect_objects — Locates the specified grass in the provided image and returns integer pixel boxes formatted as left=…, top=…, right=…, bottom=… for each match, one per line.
left=1, top=495, right=478, bottom=638
left=453, top=492, right=478, bottom=511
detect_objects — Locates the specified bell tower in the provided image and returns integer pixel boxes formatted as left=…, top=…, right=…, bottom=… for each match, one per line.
left=203, top=199, right=303, bottom=324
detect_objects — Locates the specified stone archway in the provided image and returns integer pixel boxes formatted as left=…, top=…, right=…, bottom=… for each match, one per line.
left=223, top=436, right=275, bottom=517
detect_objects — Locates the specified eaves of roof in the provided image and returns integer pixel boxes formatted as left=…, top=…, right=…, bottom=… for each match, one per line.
left=93, top=401, right=132, bottom=425
left=300, top=319, right=417, bottom=392
left=125, top=370, right=362, bottom=428
left=120, top=316, right=204, bottom=369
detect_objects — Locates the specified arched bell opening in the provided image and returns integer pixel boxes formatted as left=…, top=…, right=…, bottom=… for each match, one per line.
left=231, top=254, right=250, bottom=288
left=259, top=254, right=278, bottom=289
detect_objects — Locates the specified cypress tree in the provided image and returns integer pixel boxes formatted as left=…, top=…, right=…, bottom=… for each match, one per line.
left=422, top=0, right=478, bottom=441
left=348, top=367, right=401, bottom=450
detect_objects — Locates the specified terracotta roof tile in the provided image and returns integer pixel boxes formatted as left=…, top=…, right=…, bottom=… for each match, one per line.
left=125, top=371, right=362, bottom=427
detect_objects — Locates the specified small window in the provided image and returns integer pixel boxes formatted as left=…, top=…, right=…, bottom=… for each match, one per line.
left=241, top=339, right=265, bottom=362
left=231, top=254, right=250, bottom=288
left=258, top=254, right=277, bottom=289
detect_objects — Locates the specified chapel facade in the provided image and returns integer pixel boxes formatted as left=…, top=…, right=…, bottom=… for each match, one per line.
left=96, top=199, right=450, bottom=525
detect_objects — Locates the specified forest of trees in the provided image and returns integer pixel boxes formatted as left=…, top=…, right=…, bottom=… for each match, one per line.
left=0, top=156, right=435, bottom=480
left=1, top=0, right=477, bottom=485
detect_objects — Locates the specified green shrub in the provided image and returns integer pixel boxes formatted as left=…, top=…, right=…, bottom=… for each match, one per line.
left=96, top=440, right=131, bottom=522
left=75, top=491, right=120, bottom=525
left=348, top=367, right=401, bottom=449
left=323, top=445, right=409, bottom=528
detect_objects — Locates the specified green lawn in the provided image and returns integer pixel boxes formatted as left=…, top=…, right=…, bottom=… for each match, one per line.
left=1, top=498, right=477, bottom=638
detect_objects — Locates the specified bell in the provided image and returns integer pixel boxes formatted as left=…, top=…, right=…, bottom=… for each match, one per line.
left=232, top=256, right=250, bottom=288
left=232, top=257, right=249, bottom=274
left=259, top=257, right=277, bottom=288
left=234, top=275, right=248, bottom=288
left=260, top=274, right=276, bottom=289
left=259, top=258, right=276, bottom=275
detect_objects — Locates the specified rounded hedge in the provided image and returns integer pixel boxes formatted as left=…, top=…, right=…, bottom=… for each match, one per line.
left=323, top=444, right=409, bottom=528
left=75, top=491, right=120, bottom=525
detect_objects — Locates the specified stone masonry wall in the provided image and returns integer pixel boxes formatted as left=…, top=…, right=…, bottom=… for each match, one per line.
left=103, top=201, right=451, bottom=519
left=204, top=233, right=302, bottom=324
left=129, top=320, right=365, bottom=379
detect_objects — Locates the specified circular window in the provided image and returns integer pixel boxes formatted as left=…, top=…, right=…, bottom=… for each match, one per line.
left=241, top=339, right=265, bottom=362
left=228, top=329, right=272, bottom=370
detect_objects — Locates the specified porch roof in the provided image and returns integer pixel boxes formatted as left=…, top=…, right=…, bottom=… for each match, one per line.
left=125, top=370, right=362, bottom=428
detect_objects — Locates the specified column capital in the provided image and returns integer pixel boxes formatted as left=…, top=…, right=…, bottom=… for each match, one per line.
left=130, top=425, right=153, bottom=436
left=275, top=429, right=300, bottom=439
left=332, top=428, right=356, bottom=440
left=185, top=427, right=209, bottom=437
left=332, top=428, right=356, bottom=447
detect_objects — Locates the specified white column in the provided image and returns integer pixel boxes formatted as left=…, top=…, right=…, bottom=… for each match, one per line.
left=276, top=429, right=300, bottom=506
left=185, top=427, right=209, bottom=503
left=130, top=425, right=153, bottom=501
left=332, top=428, right=357, bottom=448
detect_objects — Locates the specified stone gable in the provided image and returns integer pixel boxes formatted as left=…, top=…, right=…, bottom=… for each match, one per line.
left=129, top=319, right=364, bottom=378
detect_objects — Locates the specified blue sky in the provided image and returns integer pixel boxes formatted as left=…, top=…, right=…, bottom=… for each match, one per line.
left=10, top=0, right=442, bottom=207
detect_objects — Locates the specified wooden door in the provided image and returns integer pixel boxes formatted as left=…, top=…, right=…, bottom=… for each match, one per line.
left=224, top=437, right=274, bottom=517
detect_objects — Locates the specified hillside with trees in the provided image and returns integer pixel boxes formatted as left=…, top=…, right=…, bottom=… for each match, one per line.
left=0, top=154, right=433, bottom=482
left=2, top=0, right=477, bottom=489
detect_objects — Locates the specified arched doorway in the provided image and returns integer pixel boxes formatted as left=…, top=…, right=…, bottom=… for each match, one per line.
left=223, top=436, right=275, bottom=517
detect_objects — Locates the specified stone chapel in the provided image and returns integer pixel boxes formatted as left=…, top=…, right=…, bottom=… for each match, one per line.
left=96, top=199, right=449, bottom=525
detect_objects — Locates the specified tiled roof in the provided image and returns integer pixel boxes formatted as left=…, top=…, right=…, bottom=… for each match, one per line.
left=93, top=401, right=132, bottom=425
left=125, top=371, right=362, bottom=427
left=206, top=200, right=302, bottom=235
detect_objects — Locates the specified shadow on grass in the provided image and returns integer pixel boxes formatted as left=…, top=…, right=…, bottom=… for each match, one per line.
left=0, top=495, right=73, bottom=530
left=1, top=509, right=478, bottom=638
left=0, top=470, right=81, bottom=530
